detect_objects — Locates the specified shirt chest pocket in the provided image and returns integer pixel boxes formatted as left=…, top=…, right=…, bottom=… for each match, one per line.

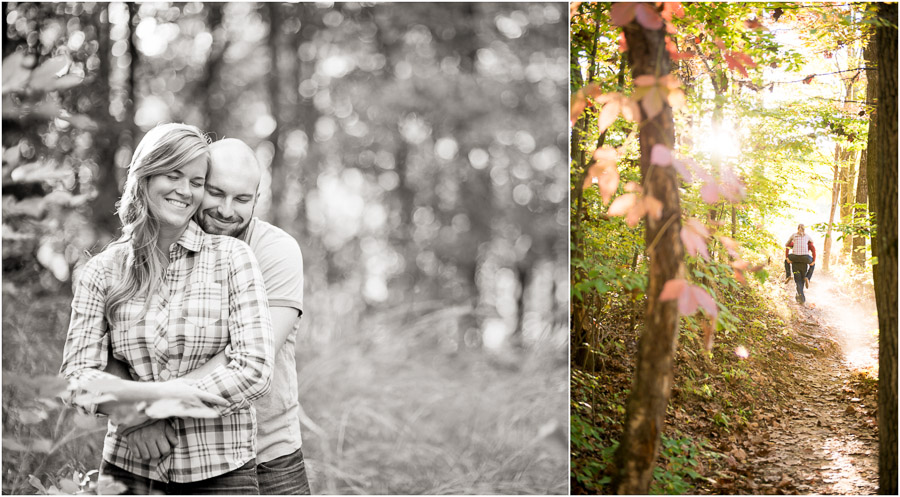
left=181, top=281, right=226, bottom=329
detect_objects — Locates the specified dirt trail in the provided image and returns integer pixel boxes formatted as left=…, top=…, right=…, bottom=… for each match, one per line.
left=745, top=273, right=879, bottom=494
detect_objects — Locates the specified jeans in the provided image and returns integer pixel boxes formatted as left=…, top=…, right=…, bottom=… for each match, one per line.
left=257, top=448, right=311, bottom=495
left=785, top=254, right=814, bottom=301
left=99, top=459, right=259, bottom=495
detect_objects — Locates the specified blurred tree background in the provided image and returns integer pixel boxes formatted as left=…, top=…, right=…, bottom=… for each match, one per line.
left=2, top=2, right=568, bottom=494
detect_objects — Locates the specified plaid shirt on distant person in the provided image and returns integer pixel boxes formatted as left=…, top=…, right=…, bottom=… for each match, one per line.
left=60, top=221, right=273, bottom=483
left=785, top=232, right=815, bottom=260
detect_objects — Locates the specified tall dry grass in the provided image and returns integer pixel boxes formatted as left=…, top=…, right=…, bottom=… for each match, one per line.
left=2, top=282, right=568, bottom=494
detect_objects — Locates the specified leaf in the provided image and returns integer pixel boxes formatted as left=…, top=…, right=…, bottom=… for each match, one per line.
left=643, top=195, right=663, bottom=221
left=634, top=74, right=657, bottom=87
left=608, top=193, right=637, bottom=217
left=681, top=219, right=710, bottom=260
left=671, top=158, right=693, bottom=183
left=661, top=2, right=685, bottom=21
left=2, top=51, right=32, bottom=94
left=29, top=475, right=48, bottom=494
left=802, top=74, right=815, bottom=84
left=700, top=182, right=719, bottom=204
left=610, top=3, right=637, bottom=26
left=640, top=86, right=665, bottom=120
left=650, top=144, right=673, bottom=167
left=667, top=88, right=686, bottom=108
left=571, top=92, right=587, bottom=124
left=98, top=479, right=129, bottom=495
left=723, top=53, right=749, bottom=78
left=718, top=236, right=740, bottom=258
left=634, top=3, right=664, bottom=30
left=659, top=278, right=687, bottom=301
left=58, top=112, right=98, bottom=131
left=59, top=479, right=79, bottom=494
left=620, top=97, right=640, bottom=122
left=43, top=73, right=84, bottom=92
left=144, top=399, right=220, bottom=419
left=692, top=286, right=718, bottom=318
left=37, top=241, right=70, bottom=281
left=2, top=438, right=29, bottom=452
left=30, top=437, right=53, bottom=453
left=28, top=54, right=71, bottom=92
left=597, top=98, right=621, bottom=133
left=597, top=164, right=620, bottom=205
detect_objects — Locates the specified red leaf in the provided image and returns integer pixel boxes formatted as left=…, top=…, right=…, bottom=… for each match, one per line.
left=640, top=86, right=666, bottom=120
left=659, top=278, right=687, bottom=301
left=593, top=146, right=618, bottom=166
left=643, top=195, right=663, bottom=221
left=718, top=236, right=740, bottom=258
left=618, top=32, right=628, bottom=53
left=634, top=3, right=664, bottom=30
left=802, top=75, right=815, bottom=84
left=620, top=97, right=641, bottom=122
left=661, top=2, right=685, bottom=20
left=670, top=51, right=696, bottom=61
left=681, top=218, right=710, bottom=260
left=650, top=144, right=673, bottom=167
left=634, top=74, right=657, bottom=87
left=692, top=286, right=718, bottom=318
left=724, top=53, right=749, bottom=78
left=744, top=18, right=762, bottom=29
left=598, top=165, right=620, bottom=205
left=597, top=99, right=621, bottom=133
left=720, top=167, right=745, bottom=202
left=608, top=193, right=638, bottom=217
left=672, top=157, right=694, bottom=183
left=610, top=3, right=637, bottom=26
left=571, top=93, right=587, bottom=124
left=733, top=51, right=757, bottom=68
left=700, top=182, right=720, bottom=204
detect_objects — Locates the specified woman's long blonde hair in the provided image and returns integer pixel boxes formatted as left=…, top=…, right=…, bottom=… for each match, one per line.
left=797, top=223, right=805, bottom=235
left=105, top=123, right=210, bottom=324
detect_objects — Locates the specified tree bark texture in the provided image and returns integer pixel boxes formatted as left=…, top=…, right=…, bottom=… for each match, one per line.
left=853, top=37, right=876, bottom=268
left=613, top=16, right=684, bottom=495
left=823, top=156, right=840, bottom=271
left=874, top=4, right=898, bottom=494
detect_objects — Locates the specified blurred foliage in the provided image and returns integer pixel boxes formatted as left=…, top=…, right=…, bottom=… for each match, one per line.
left=2, top=2, right=569, bottom=494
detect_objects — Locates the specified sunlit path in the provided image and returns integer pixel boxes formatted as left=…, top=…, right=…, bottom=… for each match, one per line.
left=744, top=272, right=879, bottom=494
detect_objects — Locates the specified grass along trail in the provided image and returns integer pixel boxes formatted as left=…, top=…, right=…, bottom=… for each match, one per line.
left=743, top=272, right=879, bottom=494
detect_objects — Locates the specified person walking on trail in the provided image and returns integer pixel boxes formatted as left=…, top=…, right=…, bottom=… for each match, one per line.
left=784, top=223, right=816, bottom=303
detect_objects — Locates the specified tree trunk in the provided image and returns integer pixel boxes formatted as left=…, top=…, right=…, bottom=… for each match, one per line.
left=854, top=35, right=877, bottom=268
left=197, top=4, right=227, bottom=133
left=265, top=3, right=287, bottom=227
left=90, top=5, right=123, bottom=238
left=874, top=4, right=898, bottom=494
left=823, top=154, right=840, bottom=271
left=613, top=12, right=684, bottom=494
left=839, top=152, right=857, bottom=261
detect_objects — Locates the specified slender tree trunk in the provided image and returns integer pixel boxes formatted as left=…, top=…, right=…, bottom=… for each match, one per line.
left=265, top=3, right=287, bottom=227
left=613, top=11, right=684, bottom=494
left=874, top=4, right=898, bottom=494
left=839, top=152, right=857, bottom=261
left=90, top=5, right=122, bottom=238
left=855, top=35, right=877, bottom=268
left=198, top=4, right=227, bottom=133
left=823, top=153, right=840, bottom=271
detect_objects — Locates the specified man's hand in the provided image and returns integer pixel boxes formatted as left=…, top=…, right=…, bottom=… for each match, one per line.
left=124, top=419, right=178, bottom=461
left=810, top=260, right=815, bottom=266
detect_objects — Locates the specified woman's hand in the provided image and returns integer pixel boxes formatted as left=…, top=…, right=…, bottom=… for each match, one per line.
left=146, top=378, right=229, bottom=407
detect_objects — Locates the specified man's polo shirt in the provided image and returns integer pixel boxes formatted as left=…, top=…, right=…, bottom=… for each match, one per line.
left=241, top=217, right=305, bottom=463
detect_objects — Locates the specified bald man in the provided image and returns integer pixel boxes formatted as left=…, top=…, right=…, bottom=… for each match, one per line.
left=119, top=138, right=310, bottom=494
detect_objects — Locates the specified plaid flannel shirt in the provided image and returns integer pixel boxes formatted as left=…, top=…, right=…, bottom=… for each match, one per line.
left=60, top=221, right=273, bottom=483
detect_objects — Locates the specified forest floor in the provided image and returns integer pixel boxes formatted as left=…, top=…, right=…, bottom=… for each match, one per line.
left=735, top=272, right=879, bottom=495
left=571, top=264, right=880, bottom=495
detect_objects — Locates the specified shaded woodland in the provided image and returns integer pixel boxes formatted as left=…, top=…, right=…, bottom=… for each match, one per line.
left=570, top=2, right=896, bottom=494
left=2, top=2, right=569, bottom=494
